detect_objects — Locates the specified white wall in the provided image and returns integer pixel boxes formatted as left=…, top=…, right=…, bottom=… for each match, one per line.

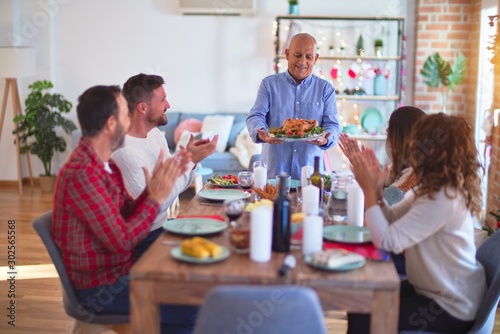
left=0, top=0, right=410, bottom=180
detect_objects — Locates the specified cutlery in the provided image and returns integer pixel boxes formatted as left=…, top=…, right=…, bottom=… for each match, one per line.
left=200, top=201, right=223, bottom=207
left=162, top=240, right=182, bottom=246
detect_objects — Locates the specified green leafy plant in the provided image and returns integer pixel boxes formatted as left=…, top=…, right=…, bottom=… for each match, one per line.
left=374, top=39, right=384, bottom=47
left=288, top=0, right=298, bottom=5
left=12, top=80, right=76, bottom=176
left=420, top=52, right=467, bottom=91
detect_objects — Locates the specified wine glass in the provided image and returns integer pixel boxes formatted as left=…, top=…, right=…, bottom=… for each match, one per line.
left=237, top=171, right=254, bottom=192
left=223, top=199, right=250, bottom=253
left=223, top=199, right=246, bottom=226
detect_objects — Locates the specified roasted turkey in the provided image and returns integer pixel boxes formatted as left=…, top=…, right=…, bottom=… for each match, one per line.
left=281, top=118, right=318, bottom=133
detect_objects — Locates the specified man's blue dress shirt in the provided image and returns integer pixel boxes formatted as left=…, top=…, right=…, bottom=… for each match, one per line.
left=247, top=71, right=341, bottom=180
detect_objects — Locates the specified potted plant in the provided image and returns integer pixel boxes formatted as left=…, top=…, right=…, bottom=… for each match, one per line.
left=12, top=80, right=76, bottom=192
left=374, top=39, right=383, bottom=57
left=420, top=52, right=467, bottom=113
left=288, top=0, right=299, bottom=15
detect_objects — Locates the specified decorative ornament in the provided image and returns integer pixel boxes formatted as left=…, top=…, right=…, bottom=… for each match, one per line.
left=361, top=63, right=376, bottom=79
left=330, top=64, right=340, bottom=80
left=348, top=62, right=361, bottom=79
left=356, top=34, right=364, bottom=56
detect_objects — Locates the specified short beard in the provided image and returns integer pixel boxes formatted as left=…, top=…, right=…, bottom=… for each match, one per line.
left=147, top=111, right=167, bottom=126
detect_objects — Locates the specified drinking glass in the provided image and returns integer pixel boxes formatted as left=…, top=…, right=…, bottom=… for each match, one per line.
left=223, top=199, right=249, bottom=253
left=238, top=171, right=254, bottom=192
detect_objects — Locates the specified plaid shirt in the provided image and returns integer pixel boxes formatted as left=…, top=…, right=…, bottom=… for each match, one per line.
left=52, top=138, right=159, bottom=289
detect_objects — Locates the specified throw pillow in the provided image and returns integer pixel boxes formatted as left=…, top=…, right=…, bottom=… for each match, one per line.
left=174, top=118, right=203, bottom=144
left=175, top=129, right=202, bottom=152
left=201, top=115, right=234, bottom=153
left=229, top=128, right=262, bottom=169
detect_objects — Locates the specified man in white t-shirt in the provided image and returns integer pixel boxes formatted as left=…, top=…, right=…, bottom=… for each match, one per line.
left=112, top=73, right=218, bottom=257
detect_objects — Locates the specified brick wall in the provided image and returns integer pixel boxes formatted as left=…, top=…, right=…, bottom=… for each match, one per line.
left=415, top=0, right=500, bottom=226
left=414, top=0, right=479, bottom=126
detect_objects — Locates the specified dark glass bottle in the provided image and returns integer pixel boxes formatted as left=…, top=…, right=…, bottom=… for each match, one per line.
left=309, top=156, right=324, bottom=206
left=272, top=173, right=291, bottom=252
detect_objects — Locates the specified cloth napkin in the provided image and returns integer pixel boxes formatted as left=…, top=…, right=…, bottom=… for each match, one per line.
left=291, top=226, right=388, bottom=261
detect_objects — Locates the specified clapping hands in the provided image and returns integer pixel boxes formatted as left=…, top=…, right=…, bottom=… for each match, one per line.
left=339, top=133, right=361, bottom=159
left=144, top=150, right=192, bottom=205
left=349, top=148, right=389, bottom=207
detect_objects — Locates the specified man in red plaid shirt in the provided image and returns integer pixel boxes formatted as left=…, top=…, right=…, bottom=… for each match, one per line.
left=52, top=85, right=198, bottom=333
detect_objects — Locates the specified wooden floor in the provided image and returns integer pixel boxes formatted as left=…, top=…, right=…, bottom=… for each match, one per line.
left=0, top=184, right=498, bottom=334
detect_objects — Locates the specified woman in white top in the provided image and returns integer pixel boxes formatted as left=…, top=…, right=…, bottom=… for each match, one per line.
left=347, top=113, right=486, bottom=333
left=340, top=106, right=426, bottom=275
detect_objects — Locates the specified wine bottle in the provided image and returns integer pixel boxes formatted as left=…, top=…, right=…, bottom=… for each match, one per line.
left=309, top=156, right=324, bottom=207
left=272, top=173, right=291, bottom=252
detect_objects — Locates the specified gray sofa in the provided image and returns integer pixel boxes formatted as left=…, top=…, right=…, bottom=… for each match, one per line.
left=158, top=112, right=248, bottom=178
left=71, top=111, right=249, bottom=178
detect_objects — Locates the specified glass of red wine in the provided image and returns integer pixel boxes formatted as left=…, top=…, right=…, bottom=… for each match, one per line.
left=223, top=199, right=249, bottom=253
left=237, top=171, right=254, bottom=192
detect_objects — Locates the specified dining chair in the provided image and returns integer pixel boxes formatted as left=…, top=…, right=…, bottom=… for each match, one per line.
left=400, top=229, right=500, bottom=334
left=32, top=211, right=129, bottom=334
left=193, top=285, right=327, bottom=334
left=248, top=153, right=262, bottom=172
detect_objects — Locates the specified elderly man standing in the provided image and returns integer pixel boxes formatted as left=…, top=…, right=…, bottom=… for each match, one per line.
left=112, top=73, right=218, bottom=257
left=52, top=85, right=198, bottom=334
left=247, top=33, right=340, bottom=180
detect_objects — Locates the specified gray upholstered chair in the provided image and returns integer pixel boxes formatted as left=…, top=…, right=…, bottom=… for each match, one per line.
left=248, top=153, right=262, bottom=172
left=400, top=230, right=500, bottom=334
left=193, top=285, right=327, bottom=334
left=32, top=211, right=129, bottom=332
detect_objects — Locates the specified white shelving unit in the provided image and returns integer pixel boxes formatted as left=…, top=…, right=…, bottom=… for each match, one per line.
left=273, top=16, right=405, bottom=170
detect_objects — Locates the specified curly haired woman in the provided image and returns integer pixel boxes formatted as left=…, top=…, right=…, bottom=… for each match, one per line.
left=347, top=113, right=486, bottom=333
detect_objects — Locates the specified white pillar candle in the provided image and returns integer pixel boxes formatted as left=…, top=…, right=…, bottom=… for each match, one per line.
left=250, top=205, right=273, bottom=262
left=347, top=181, right=365, bottom=227
left=302, top=185, right=319, bottom=215
left=254, top=165, right=267, bottom=190
left=302, top=215, right=323, bottom=256
left=301, top=165, right=314, bottom=187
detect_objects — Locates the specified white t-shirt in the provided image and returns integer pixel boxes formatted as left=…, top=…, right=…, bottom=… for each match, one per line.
left=112, top=128, right=195, bottom=231
left=366, top=188, right=486, bottom=321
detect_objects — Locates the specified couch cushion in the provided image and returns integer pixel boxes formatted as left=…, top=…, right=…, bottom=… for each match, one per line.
left=227, top=121, right=247, bottom=150
left=201, top=151, right=246, bottom=174
left=158, top=112, right=181, bottom=151
left=174, top=118, right=203, bottom=144
left=201, top=115, right=234, bottom=153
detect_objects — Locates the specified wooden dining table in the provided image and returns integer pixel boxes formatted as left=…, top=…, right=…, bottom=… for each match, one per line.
left=129, top=188, right=400, bottom=334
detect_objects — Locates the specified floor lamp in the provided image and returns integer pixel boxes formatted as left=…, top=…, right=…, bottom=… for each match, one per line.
left=0, top=47, right=36, bottom=195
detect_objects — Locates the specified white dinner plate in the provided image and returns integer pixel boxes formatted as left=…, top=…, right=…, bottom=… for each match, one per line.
left=267, top=178, right=301, bottom=189
left=162, top=218, right=227, bottom=235
left=269, top=133, right=325, bottom=142
left=304, top=252, right=366, bottom=272
left=198, top=189, right=250, bottom=202
left=171, top=246, right=230, bottom=264
left=323, top=225, right=371, bottom=244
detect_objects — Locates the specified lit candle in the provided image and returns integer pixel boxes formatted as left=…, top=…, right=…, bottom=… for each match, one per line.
left=254, top=165, right=267, bottom=189
left=250, top=205, right=273, bottom=262
left=302, top=185, right=319, bottom=215
left=302, top=215, right=323, bottom=256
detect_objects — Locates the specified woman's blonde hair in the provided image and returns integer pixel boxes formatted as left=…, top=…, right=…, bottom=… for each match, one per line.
left=409, top=113, right=482, bottom=215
